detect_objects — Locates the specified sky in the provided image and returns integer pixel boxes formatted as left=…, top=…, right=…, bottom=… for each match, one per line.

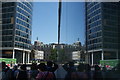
left=32, top=2, right=85, bottom=45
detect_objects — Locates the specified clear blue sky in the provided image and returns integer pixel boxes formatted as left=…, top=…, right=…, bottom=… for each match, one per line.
left=32, top=2, right=85, bottom=45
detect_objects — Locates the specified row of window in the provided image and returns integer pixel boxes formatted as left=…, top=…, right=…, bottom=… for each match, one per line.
left=2, top=13, right=14, bottom=18
left=16, top=18, right=31, bottom=28
left=16, top=24, right=31, bottom=35
left=2, top=30, right=13, bottom=35
left=88, top=38, right=102, bottom=45
left=22, top=2, right=33, bottom=11
left=104, top=19, right=118, bottom=26
left=103, top=43, right=118, bottom=49
left=15, top=36, right=31, bottom=44
left=15, top=42, right=31, bottom=49
left=2, top=18, right=11, bottom=24
left=103, top=14, right=119, bottom=21
left=2, top=2, right=15, bottom=7
left=2, top=7, right=15, bottom=13
left=16, top=30, right=31, bottom=39
left=104, top=37, right=118, bottom=43
left=88, top=20, right=101, bottom=29
left=87, top=9, right=101, bottom=20
left=2, top=36, right=13, bottom=41
left=2, top=36, right=31, bottom=45
left=88, top=43, right=102, bottom=50
left=17, top=13, right=32, bottom=23
left=104, top=26, right=118, bottom=32
left=103, top=3, right=120, bottom=10
left=88, top=26, right=102, bottom=34
left=18, top=3, right=32, bottom=15
left=16, top=7, right=32, bottom=19
left=88, top=31, right=102, bottom=39
left=87, top=14, right=101, bottom=25
left=2, top=42, right=13, bottom=47
left=2, top=24, right=14, bottom=30
left=104, top=8, right=120, bottom=16
left=87, top=2, right=98, bottom=9
left=87, top=3, right=100, bottom=14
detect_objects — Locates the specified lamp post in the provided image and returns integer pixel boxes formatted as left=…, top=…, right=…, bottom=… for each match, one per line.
left=58, top=0, right=61, bottom=45
left=57, top=0, right=62, bottom=63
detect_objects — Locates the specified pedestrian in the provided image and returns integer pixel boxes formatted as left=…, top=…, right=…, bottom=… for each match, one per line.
left=54, top=64, right=67, bottom=80
left=1, top=62, right=11, bottom=80
left=36, top=63, right=55, bottom=80
left=93, top=65, right=103, bottom=80
left=0, top=62, right=3, bottom=80
left=12, top=65, right=19, bottom=80
left=84, top=64, right=92, bottom=80
left=46, top=61, right=58, bottom=80
left=76, top=63, right=88, bottom=80
left=63, top=62, right=76, bottom=73
left=63, top=62, right=76, bottom=80
left=16, top=64, right=28, bottom=80
left=28, top=63, right=39, bottom=80
left=46, top=61, right=58, bottom=72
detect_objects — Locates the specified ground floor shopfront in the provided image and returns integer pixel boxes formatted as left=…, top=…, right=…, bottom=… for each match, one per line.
left=86, top=49, right=119, bottom=65
left=1, top=47, right=31, bottom=64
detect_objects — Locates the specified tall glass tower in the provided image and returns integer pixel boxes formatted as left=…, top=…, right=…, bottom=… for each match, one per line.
left=85, top=2, right=120, bottom=64
left=0, top=1, right=33, bottom=63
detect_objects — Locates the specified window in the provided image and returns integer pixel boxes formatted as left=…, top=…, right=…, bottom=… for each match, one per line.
left=2, top=42, right=13, bottom=47
left=2, top=30, right=13, bottom=35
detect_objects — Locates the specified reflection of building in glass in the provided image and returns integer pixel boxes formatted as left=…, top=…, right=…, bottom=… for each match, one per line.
left=31, top=40, right=83, bottom=62
left=1, top=2, right=33, bottom=63
left=85, top=2, right=120, bottom=64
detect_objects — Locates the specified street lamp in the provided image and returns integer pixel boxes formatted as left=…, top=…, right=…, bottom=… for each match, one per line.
left=57, top=0, right=62, bottom=63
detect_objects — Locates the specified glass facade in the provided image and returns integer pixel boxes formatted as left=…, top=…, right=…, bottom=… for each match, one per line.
left=15, top=2, right=32, bottom=49
left=86, top=2, right=102, bottom=51
left=85, top=2, right=120, bottom=64
left=1, top=2, right=32, bottom=63
left=2, top=2, right=32, bottom=49
left=2, top=2, right=15, bottom=48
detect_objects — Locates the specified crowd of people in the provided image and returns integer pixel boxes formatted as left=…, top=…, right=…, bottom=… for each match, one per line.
left=0, top=61, right=120, bottom=80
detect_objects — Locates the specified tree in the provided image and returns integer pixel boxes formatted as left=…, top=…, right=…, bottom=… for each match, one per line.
left=59, top=49, right=68, bottom=63
left=49, top=49, right=57, bottom=62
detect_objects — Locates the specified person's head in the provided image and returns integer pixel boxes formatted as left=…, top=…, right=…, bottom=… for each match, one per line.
left=77, top=63, right=85, bottom=72
left=85, top=64, right=91, bottom=72
left=47, top=61, right=53, bottom=67
left=1, top=62, right=6, bottom=69
left=20, top=64, right=26, bottom=70
left=13, top=65, right=18, bottom=70
left=94, top=65, right=100, bottom=71
left=31, top=63, right=37, bottom=70
left=69, top=62, right=74, bottom=67
left=38, top=63, right=46, bottom=71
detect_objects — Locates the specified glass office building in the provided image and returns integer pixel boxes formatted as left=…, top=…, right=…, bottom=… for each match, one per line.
left=85, top=2, right=120, bottom=64
left=0, top=2, right=32, bottom=63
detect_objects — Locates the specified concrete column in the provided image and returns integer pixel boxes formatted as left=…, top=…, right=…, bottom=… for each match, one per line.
left=91, top=52, right=94, bottom=65
left=28, top=52, right=30, bottom=63
left=88, top=53, right=90, bottom=64
left=13, top=49, right=15, bottom=59
left=89, top=53, right=91, bottom=64
left=23, top=51, right=25, bottom=64
left=102, top=50, right=104, bottom=60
